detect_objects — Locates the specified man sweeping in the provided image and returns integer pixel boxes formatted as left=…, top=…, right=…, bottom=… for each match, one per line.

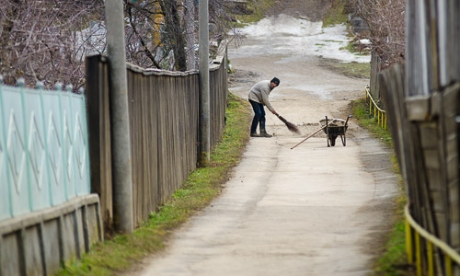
left=248, top=77, right=280, bottom=138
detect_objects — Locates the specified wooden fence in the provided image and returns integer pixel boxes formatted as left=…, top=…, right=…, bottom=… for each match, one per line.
left=85, top=55, right=228, bottom=229
left=379, top=1, right=460, bottom=275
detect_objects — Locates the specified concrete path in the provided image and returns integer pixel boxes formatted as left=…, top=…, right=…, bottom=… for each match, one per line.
left=136, top=136, right=398, bottom=275
left=134, top=4, right=400, bottom=275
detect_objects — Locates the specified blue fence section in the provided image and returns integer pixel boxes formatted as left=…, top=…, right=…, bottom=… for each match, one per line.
left=0, top=77, right=90, bottom=221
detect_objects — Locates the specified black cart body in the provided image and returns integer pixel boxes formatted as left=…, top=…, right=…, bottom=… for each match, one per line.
left=319, top=115, right=351, bottom=147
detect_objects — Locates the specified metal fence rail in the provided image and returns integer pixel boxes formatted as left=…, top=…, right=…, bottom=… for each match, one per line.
left=0, top=77, right=90, bottom=221
left=364, top=85, right=387, bottom=129
left=405, top=205, right=460, bottom=276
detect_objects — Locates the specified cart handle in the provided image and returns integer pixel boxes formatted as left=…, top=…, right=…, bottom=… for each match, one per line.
left=291, top=126, right=326, bottom=150
left=345, top=115, right=352, bottom=126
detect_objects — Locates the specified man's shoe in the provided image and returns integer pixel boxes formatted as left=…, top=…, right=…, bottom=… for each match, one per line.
left=250, top=132, right=261, bottom=137
left=260, top=128, right=273, bottom=138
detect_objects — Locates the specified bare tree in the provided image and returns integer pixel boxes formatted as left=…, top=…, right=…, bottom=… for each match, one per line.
left=125, top=0, right=236, bottom=71
left=185, top=0, right=196, bottom=70
left=348, top=0, right=405, bottom=69
left=0, top=0, right=238, bottom=88
left=0, top=0, right=105, bottom=89
left=159, top=0, right=187, bottom=71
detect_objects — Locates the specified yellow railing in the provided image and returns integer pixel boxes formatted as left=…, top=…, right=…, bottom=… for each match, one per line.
left=405, top=205, right=460, bottom=276
left=364, top=85, right=387, bottom=129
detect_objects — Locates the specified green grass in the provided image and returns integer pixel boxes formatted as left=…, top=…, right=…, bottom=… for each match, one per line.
left=373, top=176, right=409, bottom=276
left=351, top=99, right=410, bottom=276
left=234, top=0, right=276, bottom=24
left=331, top=61, right=370, bottom=79
left=351, top=99, right=392, bottom=146
left=57, top=93, right=252, bottom=276
left=340, top=42, right=362, bottom=54
left=323, top=0, right=349, bottom=27
left=375, top=220, right=409, bottom=276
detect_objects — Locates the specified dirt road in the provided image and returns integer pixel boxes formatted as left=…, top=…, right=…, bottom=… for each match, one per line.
left=133, top=2, right=400, bottom=275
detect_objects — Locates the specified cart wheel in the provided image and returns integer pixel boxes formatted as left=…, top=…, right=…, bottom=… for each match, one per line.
left=330, top=137, right=336, bottom=147
left=341, top=135, right=346, bottom=146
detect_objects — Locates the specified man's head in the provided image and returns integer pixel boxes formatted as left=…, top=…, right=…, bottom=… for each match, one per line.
left=270, top=77, right=280, bottom=88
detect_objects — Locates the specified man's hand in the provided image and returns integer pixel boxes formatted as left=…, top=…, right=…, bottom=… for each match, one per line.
left=272, top=111, right=279, bottom=116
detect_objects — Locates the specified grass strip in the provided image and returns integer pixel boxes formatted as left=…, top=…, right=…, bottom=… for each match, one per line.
left=57, top=92, right=251, bottom=276
left=322, top=61, right=371, bottom=79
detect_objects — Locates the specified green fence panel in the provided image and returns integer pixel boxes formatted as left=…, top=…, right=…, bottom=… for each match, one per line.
left=0, top=79, right=90, bottom=221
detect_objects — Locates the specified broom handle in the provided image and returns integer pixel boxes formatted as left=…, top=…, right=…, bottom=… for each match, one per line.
left=290, top=126, right=326, bottom=149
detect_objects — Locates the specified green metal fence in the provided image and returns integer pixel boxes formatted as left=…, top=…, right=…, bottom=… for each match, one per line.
left=0, top=77, right=91, bottom=221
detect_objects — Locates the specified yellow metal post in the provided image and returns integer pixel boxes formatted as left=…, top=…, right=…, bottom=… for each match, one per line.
left=446, top=255, right=452, bottom=276
left=427, top=241, right=434, bottom=276
left=416, top=231, right=422, bottom=276
left=381, top=112, right=384, bottom=128
left=382, top=111, right=385, bottom=129
left=406, top=219, right=413, bottom=265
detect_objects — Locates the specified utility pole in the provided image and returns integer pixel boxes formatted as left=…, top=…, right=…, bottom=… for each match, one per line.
left=185, top=0, right=196, bottom=70
left=199, top=0, right=210, bottom=166
left=105, top=0, right=134, bottom=233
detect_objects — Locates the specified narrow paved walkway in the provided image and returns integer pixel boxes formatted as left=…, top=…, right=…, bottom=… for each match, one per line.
left=135, top=133, right=398, bottom=276
left=134, top=3, right=400, bottom=275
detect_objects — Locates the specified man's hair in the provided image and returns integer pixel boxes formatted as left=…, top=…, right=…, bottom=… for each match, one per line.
left=271, top=77, right=280, bottom=85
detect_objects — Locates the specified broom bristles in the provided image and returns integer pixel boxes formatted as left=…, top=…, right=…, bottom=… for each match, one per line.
left=278, top=115, right=301, bottom=134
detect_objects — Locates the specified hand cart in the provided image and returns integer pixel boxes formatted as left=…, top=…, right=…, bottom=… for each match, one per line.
left=319, top=115, right=351, bottom=147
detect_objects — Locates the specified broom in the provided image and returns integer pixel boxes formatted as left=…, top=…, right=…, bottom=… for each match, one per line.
left=276, top=114, right=300, bottom=134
